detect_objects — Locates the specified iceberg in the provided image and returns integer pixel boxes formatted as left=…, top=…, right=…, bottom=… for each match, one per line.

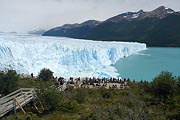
left=0, top=33, right=146, bottom=78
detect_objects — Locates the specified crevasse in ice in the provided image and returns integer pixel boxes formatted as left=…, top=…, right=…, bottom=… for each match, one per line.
left=0, top=33, right=146, bottom=78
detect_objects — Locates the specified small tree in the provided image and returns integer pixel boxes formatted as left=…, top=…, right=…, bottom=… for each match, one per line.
left=38, top=68, right=53, bottom=81
left=152, top=71, right=176, bottom=100
left=0, top=70, right=19, bottom=95
left=177, top=76, right=180, bottom=94
left=39, top=88, right=63, bottom=112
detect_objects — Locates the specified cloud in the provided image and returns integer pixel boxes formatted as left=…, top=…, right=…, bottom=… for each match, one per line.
left=0, top=0, right=179, bottom=33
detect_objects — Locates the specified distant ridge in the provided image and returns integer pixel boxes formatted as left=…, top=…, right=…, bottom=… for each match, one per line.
left=43, top=6, right=180, bottom=47
left=28, top=29, right=46, bottom=35
left=43, top=20, right=101, bottom=38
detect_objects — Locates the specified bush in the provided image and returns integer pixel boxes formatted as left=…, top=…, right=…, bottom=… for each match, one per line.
left=60, top=100, right=79, bottom=113
left=74, top=88, right=86, bottom=104
left=177, top=77, right=180, bottom=94
left=151, top=71, right=176, bottom=100
left=39, top=88, right=63, bottom=112
left=99, top=87, right=112, bottom=99
left=38, top=68, right=53, bottom=81
left=0, top=70, right=19, bottom=95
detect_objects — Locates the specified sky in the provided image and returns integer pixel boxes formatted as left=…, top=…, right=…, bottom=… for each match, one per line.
left=0, top=0, right=180, bottom=33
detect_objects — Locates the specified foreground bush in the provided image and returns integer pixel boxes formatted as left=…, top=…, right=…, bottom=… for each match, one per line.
left=151, top=71, right=176, bottom=100
left=39, top=88, right=63, bottom=112
left=0, top=70, right=19, bottom=95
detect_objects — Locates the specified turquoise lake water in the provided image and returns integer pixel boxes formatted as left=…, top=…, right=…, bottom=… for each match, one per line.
left=114, top=47, right=180, bottom=82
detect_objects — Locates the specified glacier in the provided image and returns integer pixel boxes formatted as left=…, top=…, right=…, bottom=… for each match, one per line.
left=0, top=33, right=146, bottom=78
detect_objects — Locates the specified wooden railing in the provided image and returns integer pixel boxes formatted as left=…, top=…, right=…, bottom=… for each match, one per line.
left=0, top=88, right=36, bottom=118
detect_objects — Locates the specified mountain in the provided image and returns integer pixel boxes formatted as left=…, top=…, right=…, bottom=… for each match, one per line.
left=105, top=6, right=175, bottom=22
left=43, top=6, right=180, bottom=47
left=28, top=29, right=47, bottom=35
left=43, top=20, right=101, bottom=38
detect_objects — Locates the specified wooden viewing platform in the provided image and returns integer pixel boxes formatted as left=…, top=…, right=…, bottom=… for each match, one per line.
left=0, top=88, right=36, bottom=118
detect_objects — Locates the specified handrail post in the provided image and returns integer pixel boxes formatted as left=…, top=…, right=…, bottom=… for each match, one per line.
left=32, top=88, right=37, bottom=99
left=21, top=88, right=26, bottom=101
left=13, top=96, right=16, bottom=114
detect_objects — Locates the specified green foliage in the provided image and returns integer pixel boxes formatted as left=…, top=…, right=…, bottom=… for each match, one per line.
left=39, top=88, right=63, bottom=112
left=2, top=70, right=180, bottom=120
left=99, top=87, right=112, bottom=99
left=38, top=68, right=53, bottom=81
left=60, top=100, right=79, bottom=113
left=177, top=76, right=180, bottom=93
left=151, top=71, right=176, bottom=100
left=73, top=88, right=87, bottom=104
left=39, top=88, right=79, bottom=113
left=0, top=70, right=19, bottom=95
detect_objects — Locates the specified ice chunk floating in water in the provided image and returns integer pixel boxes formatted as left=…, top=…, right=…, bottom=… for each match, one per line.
left=0, top=33, right=146, bottom=78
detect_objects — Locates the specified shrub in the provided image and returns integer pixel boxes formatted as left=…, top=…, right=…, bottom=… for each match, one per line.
left=74, top=88, right=86, bottom=104
left=60, top=100, right=79, bottom=113
left=177, top=77, right=180, bottom=94
left=38, top=68, right=53, bottom=81
left=99, top=87, right=112, bottom=99
left=0, top=70, right=19, bottom=95
left=151, top=71, right=176, bottom=100
left=39, top=88, right=63, bottom=112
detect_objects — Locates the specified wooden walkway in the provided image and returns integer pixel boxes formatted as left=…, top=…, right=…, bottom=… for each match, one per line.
left=0, top=88, right=36, bottom=118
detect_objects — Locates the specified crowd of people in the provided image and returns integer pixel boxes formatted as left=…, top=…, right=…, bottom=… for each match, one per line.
left=54, top=76, right=130, bottom=91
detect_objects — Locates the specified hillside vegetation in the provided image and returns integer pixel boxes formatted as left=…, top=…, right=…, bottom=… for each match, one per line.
left=1, top=69, right=180, bottom=120
left=87, top=14, right=180, bottom=47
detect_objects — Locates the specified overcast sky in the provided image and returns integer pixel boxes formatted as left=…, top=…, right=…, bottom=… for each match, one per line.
left=0, top=0, right=180, bottom=33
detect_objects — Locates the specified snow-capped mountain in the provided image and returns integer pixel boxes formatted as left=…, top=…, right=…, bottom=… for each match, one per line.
left=107, top=6, right=175, bottom=22
left=43, top=6, right=180, bottom=47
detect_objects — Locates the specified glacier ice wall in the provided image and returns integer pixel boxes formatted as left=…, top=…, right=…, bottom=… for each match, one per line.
left=0, top=33, right=146, bottom=78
